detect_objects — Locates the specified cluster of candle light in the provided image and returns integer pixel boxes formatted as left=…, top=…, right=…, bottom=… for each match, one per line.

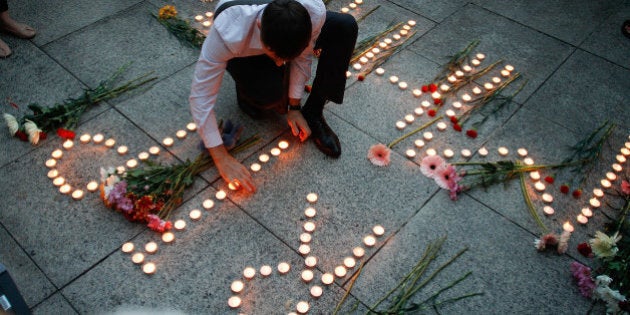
left=339, top=0, right=364, bottom=14
left=193, top=11, right=214, bottom=28
left=227, top=193, right=386, bottom=313
left=249, top=140, right=290, bottom=175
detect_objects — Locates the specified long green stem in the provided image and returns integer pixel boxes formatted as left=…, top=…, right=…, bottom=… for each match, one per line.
left=520, top=173, right=548, bottom=233
left=387, top=116, right=443, bottom=149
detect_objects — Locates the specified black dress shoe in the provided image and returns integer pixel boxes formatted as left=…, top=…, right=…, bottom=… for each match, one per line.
left=305, top=114, right=341, bottom=158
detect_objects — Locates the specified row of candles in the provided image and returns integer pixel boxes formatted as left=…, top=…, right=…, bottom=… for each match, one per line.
left=340, top=0, right=364, bottom=14
left=227, top=193, right=386, bottom=314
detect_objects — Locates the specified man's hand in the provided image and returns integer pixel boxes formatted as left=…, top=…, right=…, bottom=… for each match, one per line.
left=287, top=109, right=311, bottom=142
left=208, top=145, right=256, bottom=193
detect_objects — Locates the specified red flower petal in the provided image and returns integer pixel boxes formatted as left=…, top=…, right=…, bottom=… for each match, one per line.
left=465, top=129, right=478, bottom=138
left=357, top=75, right=365, bottom=81
left=421, top=85, right=429, bottom=93
left=572, top=189, right=582, bottom=198
left=560, top=184, right=570, bottom=194
left=453, top=123, right=462, bottom=132
left=544, top=176, right=554, bottom=184
left=433, top=98, right=442, bottom=105
left=449, top=116, right=458, bottom=124
left=56, top=128, right=76, bottom=140
left=429, top=84, right=437, bottom=93
left=39, top=132, right=47, bottom=140
left=15, top=130, right=28, bottom=141
left=427, top=109, right=436, bottom=117
left=577, top=242, right=593, bottom=258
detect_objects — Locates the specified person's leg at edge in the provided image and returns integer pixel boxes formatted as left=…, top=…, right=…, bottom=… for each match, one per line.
left=301, top=11, right=358, bottom=158
left=0, top=0, right=10, bottom=57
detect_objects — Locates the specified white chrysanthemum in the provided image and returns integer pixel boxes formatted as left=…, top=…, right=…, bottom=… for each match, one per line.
left=596, top=275, right=613, bottom=287
left=590, top=231, right=622, bottom=258
left=3, top=113, right=19, bottom=136
left=23, top=119, right=42, bottom=145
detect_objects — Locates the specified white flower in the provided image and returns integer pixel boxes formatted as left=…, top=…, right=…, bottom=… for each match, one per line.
left=3, top=113, right=19, bottom=136
left=590, top=231, right=622, bottom=258
left=596, top=275, right=613, bottom=287
left=23, top=119, right=42, bottom=145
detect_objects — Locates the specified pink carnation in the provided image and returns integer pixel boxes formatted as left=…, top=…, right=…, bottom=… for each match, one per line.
left=570, top=261, right=595, bottom=298
left=367, top=143, right=391, bottom=167
left=420, top=155, right=445, bottom=178
left=622, top=180, right=630, bottom=196
left=434, top=164, right=460, bottom=191
left=535, top=233, right=559, bottom=251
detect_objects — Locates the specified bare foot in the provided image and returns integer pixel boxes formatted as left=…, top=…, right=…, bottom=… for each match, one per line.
left=0, top=12, right=36, bottom=39
left=0, top=38, right=11, bottom=57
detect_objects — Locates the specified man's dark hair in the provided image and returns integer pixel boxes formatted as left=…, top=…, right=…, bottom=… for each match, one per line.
left=261, top=0, right=312, bottom=60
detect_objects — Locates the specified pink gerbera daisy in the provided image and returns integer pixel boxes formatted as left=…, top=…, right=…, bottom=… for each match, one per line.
left=420, top=155, right=445, bottom=178
left=434, top=164, right=458, bottom=190
left=367, top=143, right=391, bottom=167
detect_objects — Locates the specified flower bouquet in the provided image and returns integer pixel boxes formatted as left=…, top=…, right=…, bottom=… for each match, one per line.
left=153, top=5, right=206, bottom=48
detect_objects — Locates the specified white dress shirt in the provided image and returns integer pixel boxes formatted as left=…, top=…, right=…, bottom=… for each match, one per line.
left=189, top=0, right=326, bottom=148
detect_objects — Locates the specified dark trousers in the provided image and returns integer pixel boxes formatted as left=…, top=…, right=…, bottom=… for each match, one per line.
left=0, top=0, right=7, bottom=13
left=226, top=11, right=358, bottom=116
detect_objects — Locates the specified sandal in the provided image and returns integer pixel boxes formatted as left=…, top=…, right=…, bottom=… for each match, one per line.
left=622, top=20, right=630, bottom=39
left=0, top=38, right=11, bottom=58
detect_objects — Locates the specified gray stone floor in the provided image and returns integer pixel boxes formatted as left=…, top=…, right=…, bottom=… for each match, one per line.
left=1, top=0, right=629, bottom=314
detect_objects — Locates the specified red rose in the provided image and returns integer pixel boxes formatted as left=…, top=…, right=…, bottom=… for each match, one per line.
left=15, top=130, right=28, bottom=141
left=449, top=116, right=458, bottom=123
left=357, top=74, right=365, bottom=81
left=304, top=85, right=312, bottom=93
left=544, top=176, right=554, bottom=184
left=421, top=85, right=429, bottom=93
left=577, top=243, right=593, bottom=258
left=56, top=128, right=76, bottom=140
left=572, top=189, right=582, bottom=198
left=560, top=184, right=570, bottom=194
left=453, top=123, right=462, bottom=132
left=429, top=83, right=437, bottom=93
left=427, top=109, right=436, bottom=117
left=433, top=98, right=442, bottom=105
left=466, top=129, right=478, bottom=138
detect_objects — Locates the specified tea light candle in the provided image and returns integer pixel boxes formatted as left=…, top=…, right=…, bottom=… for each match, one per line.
left=589, top=198, right=601, bottom=208
left=405, top=149, right=416, bottom=159
left=462, top=94, right=472, bottom=102
left=161, top=232, right=175, bottom=243
left=541, top=193, right=553, bottom=203
left=455, top=70, right=464, bottom=77
left=461, top=149, right=472, bottom=157
left=278, top=262, right=290, bottom=274
left=492, top=77, right=501, bottom=84
left=121, top=242, right=134, bottom=253
left=582, top=207, right=593, bottom=217
left=472, top=87, right=482, bottom=95
left=504, top=65, right=515, bottom=72
left=175, top=130, right=187, bottom=139
left=534, top=181, right=546, bottom=192
left=228, top=180, right=240, bottom=191
left=205, top=11, right=213, bottom=17
left=612, top=163, right=623, bottom=172
left=601, top=179, right=612, bottom=188
left=344, top=257, right=357, bottom=269
left=51, top=149, right=63, bottom=159
left=478, top=147, right=488, bottom=156
left=363, top=235, right=376, bottom=247
left=304, top=207, right=317, bottom=218
left=145, top=242, right=158, bottom=254
left=447, top=75, right=457, bottom=83
left=352, top=63, right=361, bottom=70
left=186, top=122, right=197, bottom=131
left=426, top=148, right=437, bottom=156
left=443, top=149, right=454, bottom=159
left=104, top=139, right=116, bottom=148
left=423, top=132, right=433, bottom=141
left=498, top=147, right=509, bottom=156
left=471, top=59, right=480, bottom=66
left=300, top=233, right=312, bottom=243
left=303, top=221, right=316, bottom=233
left=216, top=190, right=227, bottom=200
left=593, top=188, right=604, bottom=198
left=59, top=184, right=72, bottom=194
left=296, top=301, right=310, bottom=314
left=126, top=159, right=138, bottom=168
left=606, top=172, right=617, bottom=181
left=500, top=70, right=510, bottom=77
left=194, top=15, right=204, bottom=22
left=117, top=165, right=126, bottom=174
left=334, top=265, right=347, bottom=278
left=622, top=148, right=630, bottom=156
left=617, top=155, right=626, bottom=163
left=476, top=53, right=486, bottom=60
left=431, top=92, right=441, bottom=99
left=174, top=219, right=186, bottom=230
left=523, top=157, right=534, bottom=165
left=306, top=193, right=318, bottom=203
left=529, top=171, right=541, bottom=181
left=543, top=206, right=554, bottom=216
left=375, top=68, right=385, bottom=75
left=404, top=114, right=414, bottom=123
left=92, top=133, right=104, bottom=144
left=87, top=181, right=99, bottom=192
left=117, top=146, right=128, bottom=155
left=162, top=137, right=174, bottom=147
left=149, top=146, right=160, bottom=155
left=53, top=177, right=65, bottom=187
left=243, top=267, right=256, bottom=279
left=563, top=221, right=574, bottom=232
left=202, top=21, right=211, bottom=27
left=299, top=244, right=311, bottom=255
left=341, top=7, right=350, bottom=13
left=365, top=52, right=374, bottom=59
left=250, top=163, right=261, bottom=172
left=577, top=214, right=588, bottom=225
left=231, top=280, right=244, bottom=293
left=301, top=269, right=314, bottom=282
left=346, top=71, right=352, bottom=78
left=436, top=122, right=447, bottom=131
left=412, top=89, right=422, bottom=97
left=393, top=34, right=401, bottom=40
left=452, top=101, right=462, bottom=109
left=440, top=84, right=450, bottom=92
left=372, top=225, right=385, bottom=236
left=47, top=169, right=59, bottom=179
left=399, top=29, right=408, bottom=36
left=462, top=65, right=472, bottom=72
left=260, top=265, right=272, bottom=277
left=228, top=296, right=241, bottom=309
left=484, top=83, right=494, bottom=90
left=398, top=82, right=408, bottom=90
left=79, top=133, right=91, bottom=143
left=259, top=154, right=270, bottom=163
left=407, top=19, right=416, bottom=26
left=63, top=140, right=74, bottom=150
left=142, top=263, right=158, bottom=275
left=310, top=285, right=323, bottom=298
left=445, top=109, right=455, bottom=117
left=626, top=141, right=630, bottom=149
left=517, top=148, right=528, bottom=157
left=189, top=209, right=202, bottom=220
left=359, top=56, right=368, bottom=64
left=353, top=247, right=365, bottom=258
left=414, top=139, right=425, bottom=148
left=305, top=256, right=317, bottom=268
left=132, top=253, right=145, bottom=264
left=321, top=273, right=334, bottom=285
left=71, top=189, right=84, bottom=200
left=138, top=152, right=149, bottom=161
left=277, top=140, right=289, bottom=150
left=388, top=76, right=399, bottom=84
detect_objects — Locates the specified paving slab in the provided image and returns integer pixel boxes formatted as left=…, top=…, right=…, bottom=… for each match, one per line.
left=580, top=2, right=630, bottom=69
left=62, top=188, right=364, bottom=314
left=407, top=4, right=574, bottom=104
left=389, top=0, right=468, bottom=23
left=31, top=293, right=78, bottom=315
left=522, top=49, right=630, bottom=135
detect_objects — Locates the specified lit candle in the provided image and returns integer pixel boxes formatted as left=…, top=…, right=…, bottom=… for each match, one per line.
left=300, top=233, right=312, bottom=243
left=117, top=146, right=128, bottom=155
left=194, top=15, right=204, bottom=22
left=87, top=181, right=99, bottom=192
left=104, top=139, right=116, bottom=148
left=305, top=256, right=317, bottom=268
left=53, top=177, right=65, bottom=187
left=299, top=244, right=311, bottom=255
left=617, top=155, right=626, bottom=163
left=523, top=157, right=535, bottom=165
left=517, top=148, right=528, bottom=157
left=303, top=221, right=316, bottom=233
left=228, top=296, right=241, bottom=309
left=358, top=56, right=368, bottom=64
left=259, top=154, right=270, bottom=163
left=365, top=52, right=374, bottom=59
left=500, top=70, right=510, bottom=77
left=228, top=181, right=240, bottom=191
left=161, top=232, right=175, bottom=243
left=431, top=92, right=441, bottom=99
left=542, top=193, right=553, bottom=203
left=304, top=207, right=317, bottom=218
left=121, top=242, right=134, bottom=253
left=277, top=262, right=291, bottom=274
left=205, top=11, right=213, bottom=17
left=216, top=190, right=227, bottom=200
left=534, top=181, right=546, bottom=192
left=589, top=198, right=601, bottom=208
left=399, top=29, right=408, bottom=36
left=340, top=7, right=349, bottom=13
left=412, top=89, right=422, bottom=97
left=149, top=146, right=160, bottom=155
left=260, top=265, right=272, bottom=277
left=250, top=163, right=261, bottom=172
left=310, top=285, right=323, bottom=298
left=462, top=94, right=472, bottom=102
left=445, top=109, right=455, bottom=117
left=202, top=21, right=211, bottom=27
left=306, top=193, right=318, bottom=203
left=484, top=83, right=494, bottom=90
left=612, top=163, right=623, bottom=172
left=476, top=53, right=486, bottom=60
left=543, top=206, right=554, bottom=216
left=440, top=84, right=450, bottom=92
left=116, top=166, right=124, bottom=174
left=231, top=280, right=244, bottom=293
left=471, top=59, right=480, bottom=66
left=346, top=71, right=352, bottom=78
left=455, top=70, right=464, bottom=77
left=71, top=189, right=84, bottom=200
left=447, top=75, right=457, bottom=83
left=63, top=140, right=74, bottom=150
left=352, top=63, right=361, bottom=70
left=418, top=101, right=429, bottom=109
left=504, top=65, right=515, bottom=72
left=126, top=159, right=138, bottom=168
left=626, top=141, right=630, bottom=149
left=563, top=221, right=574, bottom=233
left=142, top=263, right=157, bottom=275
left=577, top=214, right=588, bottom=224
left=437, top=122, right=447, bottom=131
left=478, top=147, right=488, bottom=156
left=452, top=101, right=462, bottom=109
left=582, top=208, right=593, bottom=217
left=462, top=65, right=472, bottom=72
left=51, top=149, right=63, bottom=159
left=92, top=133, right=104, bottom=144
left=174, top=219, right=186, bottom=230
left=321, top=273, right=334, bottom=285
left=47, top=169, right=59, bottom=179
left=407, top=20, right=416, bottom=26
left=472, top=87, right=482, bottom=95
left=189, top=209, right=202, bottom=220
left=393, top=34, right=401, bottom=40
left=497, top=147, right=509, bottom=156
left=389, top=76, right=399, bottom=84
left=461, top=149, right=472, bottom=157
left=79, top=133, right=91, bottom=143
left=59, top=184, right=72, bottom=194
left=443, top=149, right=454, bottom=159
left=405, top=149, right=416, bottom=159
left=176, top=130, right=187, bottom=139
left=353, top=247, right=365, bottom=258
left=492, top=77, right=501, bottom=84
left=270, top=147, right=281, bottom=156
left=243, top=267, right=256, bottom=279
left=138, top=152, right=149, bottom=161
left=162, top=137, right=174, bottom=147
left=363, top=235, right=376, bottom=247
left=423, top=132, right=433, bottom=141
left=296, top=301, right=310, bottom=314
left=132, top=253, right=145, bottom=264
left=301, top=269, right=314, bottom=282
left=606, top=172, right=617, bottom=181
left=349, top=3, right=357, bottom=9
left=375, top=68, right=385, bottom=75
left=278, top=140, right=289, bottom=150
left=202, top=199, right=214, bottom=210
left=145, top=242, right=158, bottom=254
left=334, top=265, right=347, bottom=278
left=601, top=179, right=612, bottom=188
left=372, top=225, right=385, bottom=236
left=622, top=148, right=630, bottom=156
left=186, top=122, right=197, bottom=131
left=398, top=82, right=408, bottom=90
left=414, top=139, right=425, bottom=148
left=344, top=257, right=357, bottom=268
left=426, top=148, right=437, bottom=156
left=593, top=188, right=604, bottom=198
left=529, top=171, right=541, bottom=181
